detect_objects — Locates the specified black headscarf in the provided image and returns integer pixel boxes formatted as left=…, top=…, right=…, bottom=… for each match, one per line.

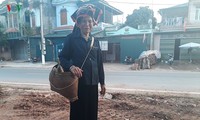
left=71, top=4, right=102, bottom=35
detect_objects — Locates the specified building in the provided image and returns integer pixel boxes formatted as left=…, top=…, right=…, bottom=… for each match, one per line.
left=0, top=0, right=55, bottom=61
left=97, top=25, right=152, bottom=63
left=32, top=0, right=123, bottom=61
left=157, top=1, right=200, bottom=61
left=0, top=0, right=122, bottom=61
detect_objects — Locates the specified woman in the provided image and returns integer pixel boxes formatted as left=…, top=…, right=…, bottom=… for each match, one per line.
left=58, top=4, right=106, bottom=120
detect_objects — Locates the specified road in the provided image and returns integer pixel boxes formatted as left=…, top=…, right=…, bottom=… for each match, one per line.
left=0, top=67, right=200, bottom=93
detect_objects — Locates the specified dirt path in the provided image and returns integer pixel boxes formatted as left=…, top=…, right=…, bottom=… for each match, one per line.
left=0, top=86, right=200, bottom=120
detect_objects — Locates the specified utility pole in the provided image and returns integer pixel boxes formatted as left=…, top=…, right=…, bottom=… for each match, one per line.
left=149, top=19, right=153, bottom=50
left=18, top=2, right=23, bottom=37
left=40, top=0, right=46, bottom=64
left=149, top=0, right=154, bottom=50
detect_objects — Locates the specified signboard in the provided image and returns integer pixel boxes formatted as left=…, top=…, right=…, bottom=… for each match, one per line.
left=99, top=41, right=108, bottom=51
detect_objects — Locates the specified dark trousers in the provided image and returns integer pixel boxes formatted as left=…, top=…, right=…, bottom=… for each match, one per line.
left=70, top=85, right=98, bottom=120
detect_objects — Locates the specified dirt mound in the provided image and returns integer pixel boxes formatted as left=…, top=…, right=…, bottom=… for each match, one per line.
left=0, top=87, right=200, bottom=120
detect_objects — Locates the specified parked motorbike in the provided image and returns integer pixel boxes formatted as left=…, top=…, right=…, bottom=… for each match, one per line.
left=31, top=57, right=38, bottom=63
left=167, top=54, right=174, bottom=65
left=124, top=56, right=133, bottom=64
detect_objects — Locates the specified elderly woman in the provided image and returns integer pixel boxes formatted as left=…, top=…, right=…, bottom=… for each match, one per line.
left=58, top=4, right=106, bottom=120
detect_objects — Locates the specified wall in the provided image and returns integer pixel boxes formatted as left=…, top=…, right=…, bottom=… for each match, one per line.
left=10, top=40, right=28, bottom=60
left=159, top=31, right=200, bottom=61
left=188, top=0, right=200, bottom=23
left=154, top=35, right=160, bottom=51
left=100, top=35, right=147, bottom=63
left=0, top=16, right=6, bottom=28
left=55, top=3, right=77, bottom=27
left=0, top=47, right=11, bottom=61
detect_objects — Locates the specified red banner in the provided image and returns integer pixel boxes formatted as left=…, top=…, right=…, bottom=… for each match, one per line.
left=7, top=4, right=11, bottom=12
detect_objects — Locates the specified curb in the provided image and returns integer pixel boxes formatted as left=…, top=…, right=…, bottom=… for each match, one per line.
left=1, top=82, right=200, bottom=98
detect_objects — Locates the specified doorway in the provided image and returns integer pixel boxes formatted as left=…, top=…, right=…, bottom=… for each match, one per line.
left=174, top=39, right=180, bottom=60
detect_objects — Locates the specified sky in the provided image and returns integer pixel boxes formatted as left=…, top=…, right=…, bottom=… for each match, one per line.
left=0, top=0, right=189, bottom=23
left=105, top=0, right=189, bottom=23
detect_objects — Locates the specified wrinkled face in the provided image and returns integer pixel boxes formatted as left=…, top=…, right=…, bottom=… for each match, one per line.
left=77, top=15, right=93, bottom=35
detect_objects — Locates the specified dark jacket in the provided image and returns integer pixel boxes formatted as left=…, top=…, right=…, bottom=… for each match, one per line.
left=58, top=33, right=105, bottom=85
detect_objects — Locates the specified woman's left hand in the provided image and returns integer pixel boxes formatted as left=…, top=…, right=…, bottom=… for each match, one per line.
left=100, top=84, right=106, bottom=96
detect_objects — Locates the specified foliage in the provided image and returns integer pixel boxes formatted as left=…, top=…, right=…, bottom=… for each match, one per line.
left=125, top=6, right=157, bottom=29
left=22, top=23, right=34, bottom=37
left=0, top=23, right=8, bottom=47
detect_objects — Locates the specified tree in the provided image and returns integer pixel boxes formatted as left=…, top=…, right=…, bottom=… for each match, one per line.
left=0, top=23, right=8, bottom=48
left=125, top=6, right=157, bottom=29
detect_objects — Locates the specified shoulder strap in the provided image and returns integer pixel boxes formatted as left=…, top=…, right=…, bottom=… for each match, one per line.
left=80, top=37, right=94, bottom=69
left=58, top=36, right=94, bottom=70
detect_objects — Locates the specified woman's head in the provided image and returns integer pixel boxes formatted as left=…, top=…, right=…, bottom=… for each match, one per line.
left=71, top=4, right=102, bottom=35
left=77, top=15, right=93, bottom=35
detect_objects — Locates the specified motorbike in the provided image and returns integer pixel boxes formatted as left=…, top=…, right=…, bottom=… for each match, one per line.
left=31, top=57, right=38, bottom=63
left=167, top=54, right=174, bottom=65
left=124, top=56, right=133, bottom=64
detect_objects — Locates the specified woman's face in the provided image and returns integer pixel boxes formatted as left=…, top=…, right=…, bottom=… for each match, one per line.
left=77, top=16, right=93, bottom=35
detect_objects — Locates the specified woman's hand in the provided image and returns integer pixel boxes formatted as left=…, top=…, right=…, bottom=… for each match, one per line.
left=100, top=84, right=106, bottom=96
left=70, top=65, right=83, bottom=78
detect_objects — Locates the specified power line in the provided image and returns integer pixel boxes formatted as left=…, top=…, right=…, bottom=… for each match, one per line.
left=106, top=1, right=182, bottom=6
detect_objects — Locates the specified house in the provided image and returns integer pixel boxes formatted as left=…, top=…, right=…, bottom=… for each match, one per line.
left=0, top=0, right=122, bottom=61
left=97, top=25, right=152, bottom=63
left=34, top=0, right=123, bottom=61
left=157, top=1, right=200, bottom=61
left=0, top=0, right=55, bottom=61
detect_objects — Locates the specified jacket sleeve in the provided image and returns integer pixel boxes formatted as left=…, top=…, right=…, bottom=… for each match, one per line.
left=97, top=40, right=105, bottom=85
left=58, top=35, right=73, bottom=71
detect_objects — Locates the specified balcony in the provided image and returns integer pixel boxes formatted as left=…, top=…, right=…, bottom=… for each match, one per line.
left=159, top=17, right=186, bottom=32
left=159, top=19, right=200, bottom=32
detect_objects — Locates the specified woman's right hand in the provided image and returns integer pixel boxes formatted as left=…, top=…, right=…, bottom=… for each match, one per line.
left=70, top=65, right=83, bottom=78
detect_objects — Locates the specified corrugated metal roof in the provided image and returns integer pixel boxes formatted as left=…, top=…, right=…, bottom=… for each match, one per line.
left=159, top=3, right=188, bottom=11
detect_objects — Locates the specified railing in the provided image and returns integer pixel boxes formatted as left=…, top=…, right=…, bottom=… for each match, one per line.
left=159, top=17, right=200, bottom=31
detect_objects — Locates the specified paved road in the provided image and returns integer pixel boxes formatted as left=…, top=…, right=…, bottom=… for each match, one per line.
left=0, top=67, right=200, bottom=93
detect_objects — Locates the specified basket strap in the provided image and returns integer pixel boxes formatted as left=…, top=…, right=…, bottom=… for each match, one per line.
left=80, top=37, right=94, bottom=69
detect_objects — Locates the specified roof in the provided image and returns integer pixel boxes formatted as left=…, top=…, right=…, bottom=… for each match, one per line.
left=53, top=25, right=74, bottom=31
left=0, top=0, right=20, bottom=15
left=159, top=3, right=188, bottom=12
left=5, top=28, right=19, bottom=33
left=105, top=26, right=152, bottom=36
left=45, top=30, right=72, bottom=38
left=98, top=0, right=123, bottom=15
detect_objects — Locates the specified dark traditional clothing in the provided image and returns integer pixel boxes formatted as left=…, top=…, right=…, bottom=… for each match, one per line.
left=70, top=85, right=98, bottom=120
left=58, top=4, right=104, bottom=120
left=59, top=33, right=104, bottom=85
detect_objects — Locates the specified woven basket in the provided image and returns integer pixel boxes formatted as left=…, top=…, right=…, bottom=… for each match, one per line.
left=49, top=64, right=79, bottom=102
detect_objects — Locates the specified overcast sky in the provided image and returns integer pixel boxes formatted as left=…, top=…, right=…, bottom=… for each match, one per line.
left=105, top=0, right=189, bottom=23
left=0, top=0, right=189, bottom=23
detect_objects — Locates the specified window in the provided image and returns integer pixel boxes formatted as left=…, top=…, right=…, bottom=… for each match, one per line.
left=31, top=12, right=36, bottom=27
left=8, top=14, right=13, bottom=28
left=195, top=7, right=200, bottom=21
left=60, top=9, right=67, bottom=25
left=25, top=11, right=30, bottom=25
left=13, top=14, right=18, bottom=28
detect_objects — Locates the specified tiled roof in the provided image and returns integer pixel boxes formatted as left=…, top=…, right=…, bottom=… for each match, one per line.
left=5, top=28, right=19, bottom=33
left=53, top=25, right=74, bottom=31
left=159, top=3, right=188, bottom=11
